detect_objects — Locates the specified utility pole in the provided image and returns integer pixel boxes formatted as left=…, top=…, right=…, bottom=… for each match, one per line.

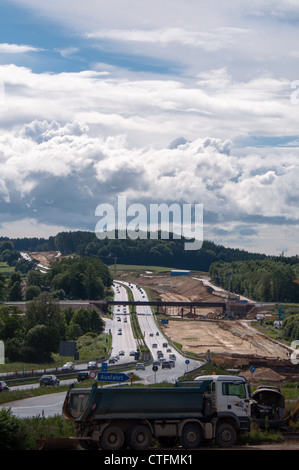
left=225, top=272, right=234, bottom=319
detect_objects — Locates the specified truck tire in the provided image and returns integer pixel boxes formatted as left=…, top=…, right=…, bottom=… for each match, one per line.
left=181, top=423, right=203, bottom=449
left=100, top=425, right=124, bottom=450
left=128, top=424, right=152, bottom=450
left=216, top=423, right=236, bottom=448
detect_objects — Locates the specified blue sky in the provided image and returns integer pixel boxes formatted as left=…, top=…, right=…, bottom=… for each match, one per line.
left=0, top=0, right=298, bottom=256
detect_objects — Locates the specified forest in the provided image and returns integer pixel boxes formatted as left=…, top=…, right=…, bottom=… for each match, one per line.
left=209, top=259, right=299, bottom=303
left=1, top=230, right=275, bottom=270
left=0, top=231, right=298, bottom=304
left=0, top=294, right=105, bottom=363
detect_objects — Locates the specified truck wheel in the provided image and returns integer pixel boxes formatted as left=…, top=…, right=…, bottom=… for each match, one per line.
left=181, top=424, right=203, bottom=449
left=128, top=425, right=152, bottom=450
left=100, top=425, right=124, bottom=450
left=216, top=423, right=236, bottom=448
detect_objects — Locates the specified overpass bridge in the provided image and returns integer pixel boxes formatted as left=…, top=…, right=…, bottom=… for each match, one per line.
left=90, top=299, right=227, bottom=316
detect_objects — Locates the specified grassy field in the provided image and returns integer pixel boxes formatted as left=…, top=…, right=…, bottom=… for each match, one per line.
left=109, top=264, right=203, bottom=275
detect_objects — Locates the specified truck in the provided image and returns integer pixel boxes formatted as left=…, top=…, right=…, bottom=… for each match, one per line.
left=62, top=375, right=251, bottom=450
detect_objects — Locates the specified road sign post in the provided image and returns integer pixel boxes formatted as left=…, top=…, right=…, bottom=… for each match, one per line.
left=152, top=365, right=158, bottom=383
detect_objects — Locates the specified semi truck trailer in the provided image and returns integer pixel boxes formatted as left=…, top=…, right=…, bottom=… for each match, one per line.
left=62, top=375, right=251, bottom=450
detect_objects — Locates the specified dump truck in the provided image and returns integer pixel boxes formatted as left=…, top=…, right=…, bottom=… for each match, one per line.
left=62, top=375, right=251, bottom=450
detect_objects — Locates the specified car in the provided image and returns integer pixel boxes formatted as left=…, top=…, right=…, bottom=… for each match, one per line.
left=118, top=350, right=125, bottom=356
left=118, top=330, right=122, bottom=335
left=108, top=357, right=117, bottom=364
left=167, top=348, right=171, bottom=352
left=130, top=350, right=137, bottom=356
left=156, top=332, right=159, bottom=336
left=62, top=361, right=74, bottom=370
left=0, top=381, right=9, bottom=392
left=152, top=343, right=158, bottom=348
left=157, top=350, right=163, bottom=357
left=149, top=333, right=154, bottom=337
left=162, top=342, right=168, bottom=348
left=169, top=354, right=176, bottom=361
left=39, top=375, right=60, bottom=386
left=153, top=359, right=160, bottom=367
left=77, top=371, right=89, bottom=382
left=169, top=360, right=175, bottom=368
left=135, top=363, right=145, bottom=370
left=162, top=361, right=171, bottom=369
left=87, top=361, right=98, bottom=370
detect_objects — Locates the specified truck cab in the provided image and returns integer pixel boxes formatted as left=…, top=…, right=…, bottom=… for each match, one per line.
left=194, top=375, right=251, bottom=443
left=198, top=375, right=250, bottom=415
left=194, top=375, right=250, bottom=412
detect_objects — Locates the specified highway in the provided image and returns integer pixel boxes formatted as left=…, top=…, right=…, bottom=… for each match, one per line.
left=1, top=280, right=203, bottom=418
left=108, top=283, right=137, bottom=363
left=115, top=280, right=202, bottom=384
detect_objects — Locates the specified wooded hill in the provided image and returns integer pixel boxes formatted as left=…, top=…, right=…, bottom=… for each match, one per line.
left=1, top=231, right=298, bottom=303
left=0, top=230, right=278, bottom=270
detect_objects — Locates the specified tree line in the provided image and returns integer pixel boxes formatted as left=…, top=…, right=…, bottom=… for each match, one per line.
left=0, top=239, right=113, bottom=302
left=1, top=231, right=298, bottom=304
left=1, top=230, right=272, bottom=271
left=0, top=293, right=105, bottom=363
left=209, top=259, right=299, bottom=303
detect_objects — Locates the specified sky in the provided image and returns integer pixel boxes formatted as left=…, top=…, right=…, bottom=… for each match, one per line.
left=0, top=0, right=298, bottom=256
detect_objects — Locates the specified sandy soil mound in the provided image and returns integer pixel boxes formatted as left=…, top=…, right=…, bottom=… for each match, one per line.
left=241, top=367, right=285, bottom=383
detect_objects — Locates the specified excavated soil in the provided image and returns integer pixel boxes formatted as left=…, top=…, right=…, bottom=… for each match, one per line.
left=128, top=272, right=292, bottom=361
left=28, top=251, right=61, bottom=267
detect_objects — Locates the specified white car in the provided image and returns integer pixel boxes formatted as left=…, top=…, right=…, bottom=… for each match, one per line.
left=62, top=361, right=74, bottom=370
left=87, top=361, right=98, bottom=370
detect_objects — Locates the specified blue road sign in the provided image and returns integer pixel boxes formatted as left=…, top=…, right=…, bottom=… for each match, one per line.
left=97, top=372, right=130, bottom=382
left=101, top=362, right=108, bottom=372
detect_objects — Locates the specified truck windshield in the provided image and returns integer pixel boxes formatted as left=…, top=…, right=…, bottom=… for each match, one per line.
left=222, top=382, right=246, bottom=399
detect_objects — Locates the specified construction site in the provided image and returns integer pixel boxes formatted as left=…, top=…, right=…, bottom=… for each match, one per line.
left=119, top=270, right=298, bottom=385
left=26, top=253, right=299, bottom=384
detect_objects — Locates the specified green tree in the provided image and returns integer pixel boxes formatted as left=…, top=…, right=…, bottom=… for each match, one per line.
left=8, top=281, right=22, bottom=301
left=25, top=292, right=61, bottom=331
left=0, top=273, right=5, bottom=300
left=0, top=409, right=30, bottom=450
left=0, top=309, right=23, bottom=340
left=25, top=285, right=41, bottom=301
left=68, top=308, right=104, bottom=337
left=8, top=271, right=22, bottom=287
left=84, top=264, right=105, bottom=299
left=25, top=324, right=60, bottom=362
left=66, top=322, right=82, bottom=340
left=27, top=270, right=45, bottom=288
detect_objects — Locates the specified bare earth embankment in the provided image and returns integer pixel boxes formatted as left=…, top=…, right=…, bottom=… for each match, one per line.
left=124, top=271, right=296, bottom=382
